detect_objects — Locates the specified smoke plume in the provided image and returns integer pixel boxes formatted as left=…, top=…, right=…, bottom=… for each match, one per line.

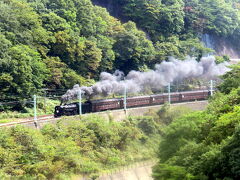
left=61, top=56, right=229, bottom=102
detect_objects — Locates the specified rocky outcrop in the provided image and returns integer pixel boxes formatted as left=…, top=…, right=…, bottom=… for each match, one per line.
left=202, top=34, right=240, bottom=58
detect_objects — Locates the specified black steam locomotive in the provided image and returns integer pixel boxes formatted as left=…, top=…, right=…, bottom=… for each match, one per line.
left=54, top=90, right=211, bottom=117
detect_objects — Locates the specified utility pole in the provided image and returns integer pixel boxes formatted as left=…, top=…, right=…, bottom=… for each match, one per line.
left=44, top=90, right=47, bottom=114
left=210, top=80, right=213, bottom=96
left=124, top=85, right=127, bottom=113
left=33, top=95, right=38, bottom=128
left=78, top=89, right=82, bottom=116
left=176, top=79, right=179, bottom=92
left=168, top=83, right=171, bottom=104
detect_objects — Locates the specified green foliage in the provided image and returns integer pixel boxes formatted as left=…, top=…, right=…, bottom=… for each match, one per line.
left=136, top=116, right=160, bottom=135
left=0, top=98, right=60, bottom=120
left=152, top=164, right=194, bottom=180
left=206, top=88, right=240, bottom=117
left=219, top=126, right=240, bottom=179
left=2, top=0, right=239, bottom=107
left=155, top=104, right=192, bottom=125
left=184, top=0, right=240, bottom=36
left=0, top=0, right=50, bottom=45
left=159, top=112, right=208, bottom=162
left=119, top=0, right=184, bottom=40
left=215, top=55, right=230, bottom=64
left=218, top=64, right=240, bottom=94
left=0, top=45, right=47, bottom=101
left=113, top=21, right=155, bottom=72
left=206, top=106, right=240, bottom=144
left=0, top=115, right=160, bottom=178
left=153, top=72, right=240, bottom=179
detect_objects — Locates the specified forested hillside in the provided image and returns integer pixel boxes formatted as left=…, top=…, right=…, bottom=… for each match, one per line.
left=93, top=0, right=240, bottom=43
left=152, top=64, right=240, bottom=180
left=95, top=0, right=240, bottom=54
left=0, top=0, right=240, bottom=107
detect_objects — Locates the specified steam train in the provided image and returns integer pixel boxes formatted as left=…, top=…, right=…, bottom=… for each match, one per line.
left=54, top=90, right=211, bottom=117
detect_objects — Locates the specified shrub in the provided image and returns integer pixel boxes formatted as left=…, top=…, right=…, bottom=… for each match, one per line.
left=0, top=114, right=160, bottom=178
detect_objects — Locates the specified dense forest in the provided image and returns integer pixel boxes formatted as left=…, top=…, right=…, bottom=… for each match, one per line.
left=1, top=0, right=240, bottom=105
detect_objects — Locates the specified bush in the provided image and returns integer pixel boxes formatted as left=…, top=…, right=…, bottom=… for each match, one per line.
left=154, top=87, right=240, bottom=180
left=136, top=116, right=160, bottom=135
left=0, top=115, right=160, bottom=178
left=152, top=164, right=194, bottom=180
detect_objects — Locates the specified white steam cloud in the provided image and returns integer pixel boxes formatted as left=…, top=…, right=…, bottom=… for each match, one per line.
left=61, top=56, right=229, bottom=102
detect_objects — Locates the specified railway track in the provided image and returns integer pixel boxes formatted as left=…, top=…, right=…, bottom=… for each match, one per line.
left=0, top=99, right=209, bottom=128
left=0, top=115, right=58, bottom=128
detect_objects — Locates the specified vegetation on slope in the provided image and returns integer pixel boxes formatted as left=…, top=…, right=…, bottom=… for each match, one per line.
left=0, top=0, right=151, bottom=105
left=153, top=64, right=240, bottom=179
left=93, top=0, right=240, bottom=57
left=2, top=0, right=239, bottom=109
left=0, top=115, right=162, bottom=179
left=1, top=0, right=239, bottom=109
left=0, top=0, right=213, bottom=110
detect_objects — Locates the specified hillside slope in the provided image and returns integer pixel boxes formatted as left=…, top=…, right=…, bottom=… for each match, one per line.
left=1, top=0, right=239, bottom=108
left=92, top=0, right=240, bottom=58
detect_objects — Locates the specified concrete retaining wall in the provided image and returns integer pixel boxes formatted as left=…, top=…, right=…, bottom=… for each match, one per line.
left=73, top=161, right=155, bottom=180
left=97, top=162, right=154, bottom=180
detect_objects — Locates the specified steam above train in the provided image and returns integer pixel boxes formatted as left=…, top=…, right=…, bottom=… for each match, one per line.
left=61, top=56, right=228, bottom=103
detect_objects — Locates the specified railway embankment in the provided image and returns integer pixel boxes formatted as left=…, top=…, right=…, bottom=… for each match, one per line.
left=93, top=100, right=208, bottom=122
left=0, top=100, right=208, bottom=128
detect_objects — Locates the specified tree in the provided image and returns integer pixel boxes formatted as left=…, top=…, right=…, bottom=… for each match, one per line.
left=154, top=37, right=180, bottom=63
left=0, top=0, right=50, bottom=46
left=0, top=34, right=12, bottom=59
left=0, top=45, right=47, bottom=100
left=153, top=68, right=240, bottom=179
left=50, top=31, right=102, bottom=78
left=218, top=64, right=240, bottom=94
left=44, top=57, right=87, bottom=89
left=41, top=12, right=71, bottom=33
left=113, top=22, right=155, bottom=73
left=184, top=0, right=240, bottom=36
left=95, top=35, right=115, bottom=73
left=119, top=0, right=184, bottom=41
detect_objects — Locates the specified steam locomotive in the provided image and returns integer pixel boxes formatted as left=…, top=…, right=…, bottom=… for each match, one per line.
left=54, top=90, right=211, bottom=117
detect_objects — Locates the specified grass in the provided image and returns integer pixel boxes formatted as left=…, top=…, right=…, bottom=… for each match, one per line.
left=0, top=98, right=60, bottom=123
left=0, top=119, right=13, bottom=124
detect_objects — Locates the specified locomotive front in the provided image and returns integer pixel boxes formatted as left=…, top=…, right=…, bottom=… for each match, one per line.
left=54, top=103, right=79, bottom=117
left=54, top=101, right=92, bottom=117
